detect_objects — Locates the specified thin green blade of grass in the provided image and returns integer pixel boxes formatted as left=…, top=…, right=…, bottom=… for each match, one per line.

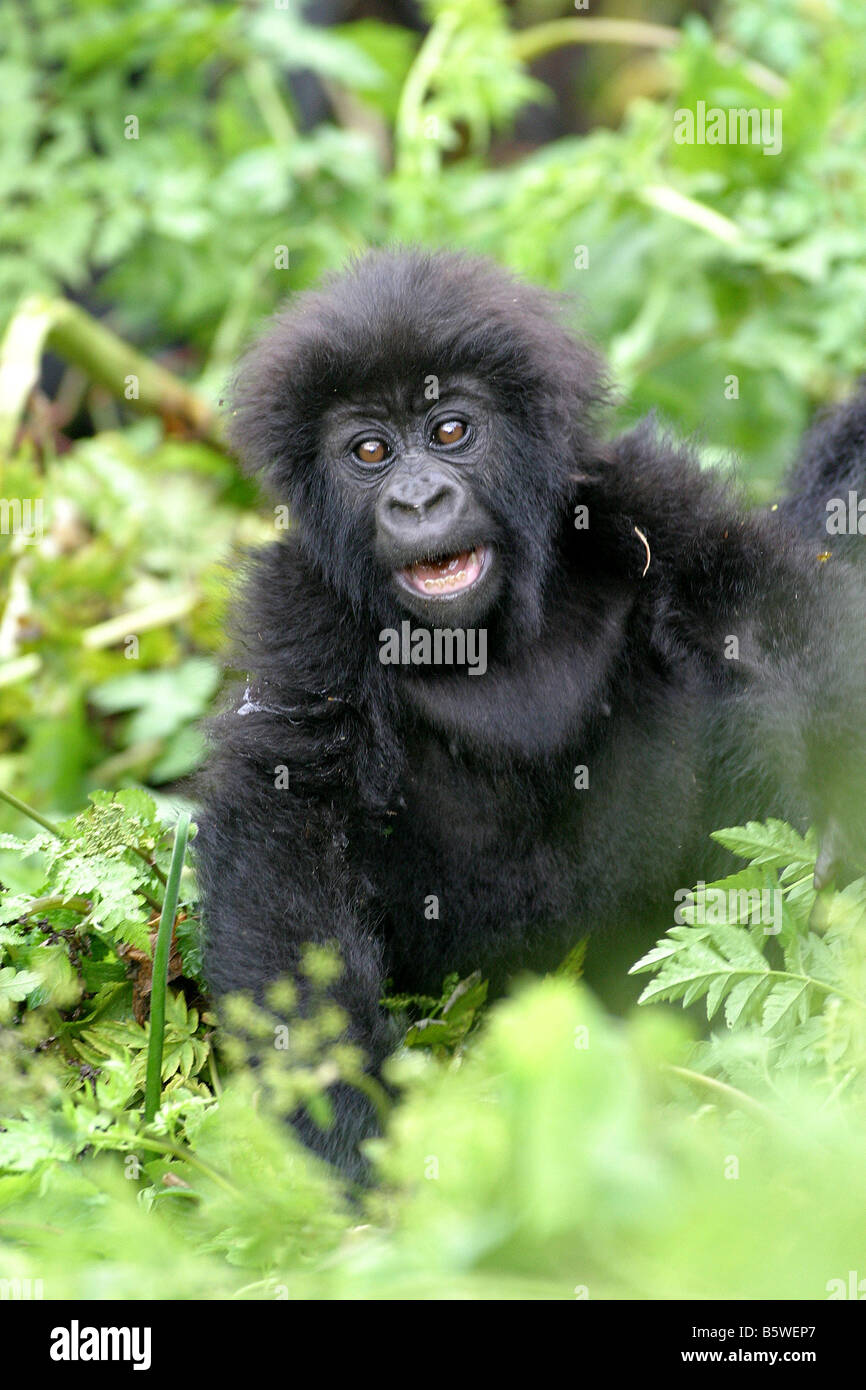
left=144, top=811, right=191, bottom=1122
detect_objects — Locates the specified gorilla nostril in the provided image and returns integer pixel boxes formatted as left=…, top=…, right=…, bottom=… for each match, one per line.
left=389, top=496, right=423, bottom=517
left=425, top=484, right=452, bottom=514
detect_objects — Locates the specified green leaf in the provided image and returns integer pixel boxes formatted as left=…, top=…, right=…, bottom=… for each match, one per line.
left=711, top=820, right=814, bottom=869
left=762, top=980, right=811, bottom=1036
left=0, top=965, right=41, bottom=1019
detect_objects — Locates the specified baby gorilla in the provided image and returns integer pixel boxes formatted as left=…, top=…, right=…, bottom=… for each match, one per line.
left=196, top=249, right=866, bottom=1179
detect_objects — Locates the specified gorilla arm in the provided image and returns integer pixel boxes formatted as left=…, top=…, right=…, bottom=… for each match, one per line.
left=661, top=505, right=866, bottom=886
left=195, top=611, right=397, bottom=1182
left=583, top=423, right=866, bottom=885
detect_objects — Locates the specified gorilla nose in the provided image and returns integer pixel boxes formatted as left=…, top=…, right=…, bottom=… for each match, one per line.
left=379, top=470, right=462, bottom=537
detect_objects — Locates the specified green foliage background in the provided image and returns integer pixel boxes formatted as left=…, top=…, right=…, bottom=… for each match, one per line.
left=1, top=0, right=866, bottom=1301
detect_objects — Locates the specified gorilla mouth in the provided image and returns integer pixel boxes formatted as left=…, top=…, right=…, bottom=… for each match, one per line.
left=398, top=545, right=488, bottom=597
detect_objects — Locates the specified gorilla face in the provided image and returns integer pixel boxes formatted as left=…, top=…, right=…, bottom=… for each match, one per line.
left=321, top=382, right=503, bottom=627
left=227, top=249, right=607, bottom=643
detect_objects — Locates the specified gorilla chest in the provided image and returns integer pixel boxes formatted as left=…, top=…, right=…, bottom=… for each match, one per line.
left=370, top=687, right=708, bottom=967
left=380, top=731, right=579, bottom=919
left=368, top=728, right=591, bottom=993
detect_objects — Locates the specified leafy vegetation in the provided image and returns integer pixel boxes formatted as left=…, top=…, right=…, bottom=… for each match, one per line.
left=1, top=791, right=865, bottom=1299
left=2, top=0, right=866, bottom=1299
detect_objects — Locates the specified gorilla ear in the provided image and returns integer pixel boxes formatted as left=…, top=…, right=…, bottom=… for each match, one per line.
left=223, top=302, right=331, bottom=490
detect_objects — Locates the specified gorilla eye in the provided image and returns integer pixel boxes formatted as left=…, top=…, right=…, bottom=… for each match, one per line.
left=354, top=438, right=388, bottom=464
left=433, top=419, right=466, bottom=446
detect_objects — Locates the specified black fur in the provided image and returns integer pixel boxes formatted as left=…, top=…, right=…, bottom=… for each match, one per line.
left=196, top=249, right=866, bottom=1179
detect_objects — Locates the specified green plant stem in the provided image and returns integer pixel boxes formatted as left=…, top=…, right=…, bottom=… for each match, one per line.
left=124, top=1133, right=238, bottom=1195
left=208, top=1047, right=223, bottom=1097
left=17, top=894, right=92, bottom=917
left=512, top=18, right=787, bottom=97
left=515, top=16, right=682, bottom=61
left=244, top=56, right=297, bottom=143
left=0, top=295, right=223, bottom=457
left=136, top=851, right=167, bottom=886
left=81, top=592, right=198, bottom=650
left=395, top=10, right=460, bottom=173
left=0, top=785, right=64, bottom=837
left=144, top=812, right=191, bottom=1122
left=666, top=1065, right=775, bottom=1121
